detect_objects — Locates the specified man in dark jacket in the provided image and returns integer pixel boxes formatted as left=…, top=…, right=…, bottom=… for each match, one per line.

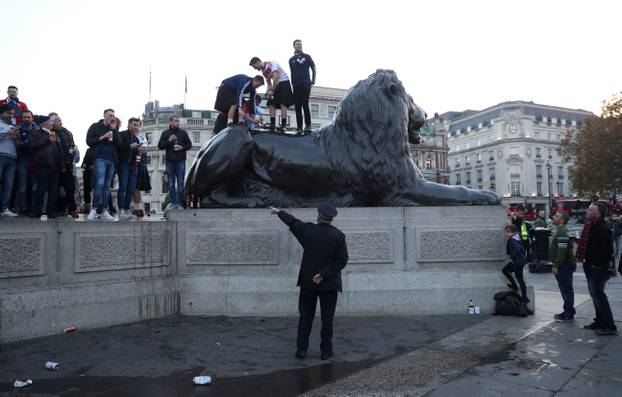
left=271, top=203, right=349, bottom=360
left=15, top=110, right=36, bottom=215
left=214, top=74, right=264, bottom=127
left=503, top=224, right=529, bottom=303
left=85, top=109, right=121, bottom=220
left=157, top=115, right=191, bottom=210
left=577, top=202, right=617, bottom=335
left=116, top=117, right=141, bottom=220
left=29, top=116, right=64, bottom=219
left=50, top=113, right=78, bottom=218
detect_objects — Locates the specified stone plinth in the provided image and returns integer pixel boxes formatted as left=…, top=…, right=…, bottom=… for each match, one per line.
left=0, top=206, right=529, bottom=343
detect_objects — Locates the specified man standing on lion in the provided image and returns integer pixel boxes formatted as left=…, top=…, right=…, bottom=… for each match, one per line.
left=186, top=69, right=500, bottom=208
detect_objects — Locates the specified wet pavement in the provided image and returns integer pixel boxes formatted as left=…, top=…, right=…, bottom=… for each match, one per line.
left=0, top=314, right=485, bottom=396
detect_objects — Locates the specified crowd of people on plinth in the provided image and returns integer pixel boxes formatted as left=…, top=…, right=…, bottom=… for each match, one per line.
left=0, top=39, right=317, bottom=221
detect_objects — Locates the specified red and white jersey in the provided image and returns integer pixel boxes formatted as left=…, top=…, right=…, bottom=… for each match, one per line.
left=262, top=61, right=290, bottom=83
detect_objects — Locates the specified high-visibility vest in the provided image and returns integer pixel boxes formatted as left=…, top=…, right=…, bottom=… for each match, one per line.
left=520, top=221, right=529, bottom=241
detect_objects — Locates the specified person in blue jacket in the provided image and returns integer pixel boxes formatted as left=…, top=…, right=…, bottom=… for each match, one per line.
left=214, top=74, right=264, bottom=130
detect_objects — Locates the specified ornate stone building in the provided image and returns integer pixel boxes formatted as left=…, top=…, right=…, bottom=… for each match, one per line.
left=445, top=101, right=593, bottom=212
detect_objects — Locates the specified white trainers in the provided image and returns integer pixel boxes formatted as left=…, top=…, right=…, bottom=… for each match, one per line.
left=40, top=214, right=48, bottom=221
left=101, top=210, right=115, bottom=221
left=1, top=209, right=18, bottom=217
left=86, top=209, right=98, bottom=220
left=118, top=209, right=129, bottom=220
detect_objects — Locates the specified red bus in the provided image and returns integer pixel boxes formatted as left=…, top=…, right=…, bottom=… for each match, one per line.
left=551, top=199, right=591, bottom=220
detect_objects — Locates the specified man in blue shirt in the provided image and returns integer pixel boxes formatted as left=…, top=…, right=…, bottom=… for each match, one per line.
left=289, top=39, right=316, bottom=133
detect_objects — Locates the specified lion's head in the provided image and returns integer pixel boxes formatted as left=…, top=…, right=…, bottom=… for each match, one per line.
left=334, top=69, right=426, bottom=149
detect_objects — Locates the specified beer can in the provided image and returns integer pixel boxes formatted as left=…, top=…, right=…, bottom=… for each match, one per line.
left=13, top=379, right=33, bottom=388
left=193, top=376, right=212, bottom=385
left=45, top=361, right=60, bottom=370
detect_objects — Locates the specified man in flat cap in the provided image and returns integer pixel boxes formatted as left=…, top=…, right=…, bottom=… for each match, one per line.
left=271, top=203, right=348, bottom=360
left=550, top=211, right=576, bottom=321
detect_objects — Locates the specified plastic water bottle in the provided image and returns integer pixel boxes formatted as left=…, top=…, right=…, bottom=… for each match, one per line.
left=468, top=299, right=475, bottom=314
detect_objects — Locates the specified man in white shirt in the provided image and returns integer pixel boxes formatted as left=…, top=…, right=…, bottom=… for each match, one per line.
left=249, top=57, right=293, bottom=132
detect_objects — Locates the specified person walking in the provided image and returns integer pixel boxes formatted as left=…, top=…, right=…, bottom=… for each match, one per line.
left=550, top=211, right=576, bottom=321
left=577, top=202, right=617, bottom=335
left=271, top=203, right=348, bottom=360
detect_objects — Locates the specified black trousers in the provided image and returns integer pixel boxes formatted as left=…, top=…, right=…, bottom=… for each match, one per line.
left=58, top=167, right=77, bottom=212
left=502, top=262, right=528, bottom=302
left=32, top=165, right=59, bottom=216
left=293, top=84, right=311, bottom=130
left=297, top=288, right=338, bottom=354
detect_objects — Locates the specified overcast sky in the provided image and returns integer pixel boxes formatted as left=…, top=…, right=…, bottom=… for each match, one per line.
left=2, top=0, right=620, bottom=154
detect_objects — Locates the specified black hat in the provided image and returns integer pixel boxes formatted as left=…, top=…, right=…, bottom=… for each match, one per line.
left=318, top=202, right=337, bottom=219
left=0, top=104, right=12, bottom=113
left=37, top=115, right=52, bottom=125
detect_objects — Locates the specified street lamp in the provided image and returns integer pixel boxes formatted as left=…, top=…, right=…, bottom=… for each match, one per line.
left=546, top=161, right=552, bottom=215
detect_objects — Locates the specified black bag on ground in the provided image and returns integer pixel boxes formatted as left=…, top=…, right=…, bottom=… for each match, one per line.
left=493, top=290, right=529, bottom=317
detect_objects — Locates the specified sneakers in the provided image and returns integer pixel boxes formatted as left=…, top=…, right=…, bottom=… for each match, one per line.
left=86, top=209, right=98, bottom=220
left=118, top=209, right=137, bottom=220
left=1, top=209, right=18, bottom=217
left=294, top=350, right=307, bottom=359
left=554, top=313, right=574, bottom=321
left=100, top=210, right=115, bottom=221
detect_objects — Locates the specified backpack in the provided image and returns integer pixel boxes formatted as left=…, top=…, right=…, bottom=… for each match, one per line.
left=493, top=291, right=530, bottom=317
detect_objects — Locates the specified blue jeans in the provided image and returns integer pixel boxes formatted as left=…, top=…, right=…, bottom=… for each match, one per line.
left=555, top=263, right=576, bottom=318
left=0, top=155, right=16, bottom=211
left=165, top=161, right=185, bottom=206
left=92, top=159, right=115, bottom=212
left=117, top=164, right=138, bottom=210
left=584, top=263, right=616, bottom=329
left=15, top=158, right=33, bottom=212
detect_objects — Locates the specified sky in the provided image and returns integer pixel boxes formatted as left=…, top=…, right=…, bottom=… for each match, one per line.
left=1, top=0, right=621, bottom=155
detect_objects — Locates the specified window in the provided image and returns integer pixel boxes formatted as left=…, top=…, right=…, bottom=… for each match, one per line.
left=455, top=173, right=461, bottom=185
left=555, top=133, right=561, bottom=141
left=311, top=104, right=319, bottom=118
left=510, top=165, right=521, bottom=179
left=455, top=158, right=460, bottom=168
left=548, top=148, right=553, bottom=159
left=145, top=132, right=152, bottom=145
left=488, top=150, right=494, bottom=161
left=536, top=165, right=542, bottom=178
left=509, top=147, right=519, bottom=156
left=511, top=182, right=521, bottom=197
left=466, top=172, right=472, bottom=186
left=547, top=132, right=551, bottom=140
left=193, top=131, right=200, bottom=143
left=465, top=156, right=471, bottom=165
left=571, top=120, right=577, bottom=126
left=476, top=169, right=483, bottom=182
left=537, top=182, right=543, bottom=196
left=477, top=153, right=482, bottom=163
left=489, top=167, right=495, bottom=180
left=535, top=147, right=541, bottom=158
left=561, top=118, right=566, bottom=125
left=557, top=182, right=564, bottom=196
left=328, top=105, right=337, bottom=119
left=552, top=117, right=557, bottom=124
left=425, top=158, right=432, bottom=170
left=535, top=131, right=540, bottom=139
left=542, top=116, right=548, bottom=123
left=557, top=166, right=564, bottom=179
left=467, top=126, right=471, bottom=132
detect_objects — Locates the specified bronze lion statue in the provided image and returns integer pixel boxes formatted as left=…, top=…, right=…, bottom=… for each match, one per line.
left=185, top=69, right=500, bottom=207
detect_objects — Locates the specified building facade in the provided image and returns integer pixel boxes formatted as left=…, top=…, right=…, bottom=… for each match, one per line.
left=445, top=101, right=593, bottom=213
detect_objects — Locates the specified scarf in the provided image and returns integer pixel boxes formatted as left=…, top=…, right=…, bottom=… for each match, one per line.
left=575, top=222, right=592, bottom=261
